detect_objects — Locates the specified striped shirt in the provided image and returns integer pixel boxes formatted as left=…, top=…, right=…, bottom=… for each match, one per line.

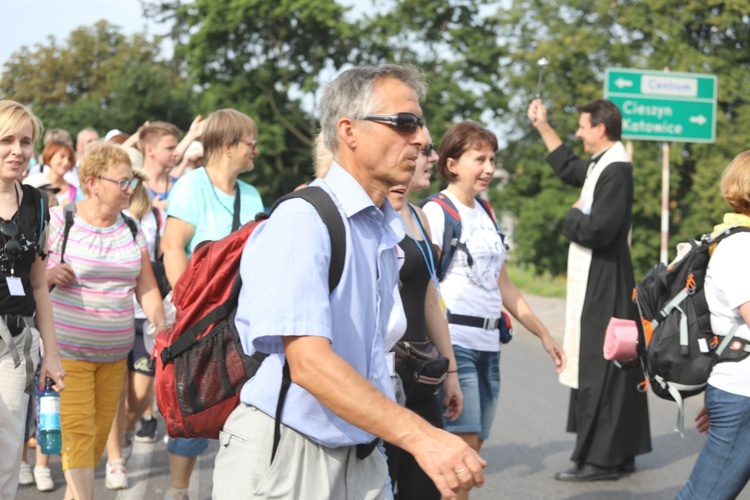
left=47, top=205, right=148, bottom=362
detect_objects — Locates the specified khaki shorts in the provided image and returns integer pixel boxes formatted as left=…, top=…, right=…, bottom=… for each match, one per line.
left=213, top=405, right=388, bottom=499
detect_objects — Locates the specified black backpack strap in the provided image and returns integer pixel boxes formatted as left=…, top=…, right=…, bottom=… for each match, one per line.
left=49, top=202, right=77, bottom=292
left=232, top=185, right=241, bottom=232
left=27, top=186, right=50, bottom=259
left=269, top=185, right=347, bottom=463
left=709, top=226, right=750, bottom=246
left=152, top=207, right=163, bottom=261
left=270, top=186, right=346, bottom=292
left=120, top=213, right=138, bottom=240
left=59, top=202, right=76, bottom=264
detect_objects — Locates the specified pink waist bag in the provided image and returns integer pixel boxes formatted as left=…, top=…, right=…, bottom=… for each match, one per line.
left=603, top=317, right=639, bottom=363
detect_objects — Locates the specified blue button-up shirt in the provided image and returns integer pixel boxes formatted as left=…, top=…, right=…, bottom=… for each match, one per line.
left=235, top=162, right=404, bottom=448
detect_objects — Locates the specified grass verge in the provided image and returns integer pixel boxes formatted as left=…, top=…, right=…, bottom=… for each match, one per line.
left=506, top=263, right=567, bottom=299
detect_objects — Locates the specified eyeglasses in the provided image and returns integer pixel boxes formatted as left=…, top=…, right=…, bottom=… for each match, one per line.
left=422, top=143, right=436, bottom=156
left=0, top=220, right=21, bottom=261
left=99, top=176, right=139, bottom=191
left=359, top=113, right=425, bottom=134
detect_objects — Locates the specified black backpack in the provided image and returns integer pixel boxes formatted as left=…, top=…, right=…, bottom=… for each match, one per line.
left=633, top=226, right=750, bottom=435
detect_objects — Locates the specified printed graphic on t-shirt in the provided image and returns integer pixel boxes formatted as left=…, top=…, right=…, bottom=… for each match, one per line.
left=457, top=223, right=503, bottom=293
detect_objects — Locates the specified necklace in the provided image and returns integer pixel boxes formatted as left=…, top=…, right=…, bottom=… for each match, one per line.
left=205, top=169, right=236, bottom=220
left=399, top=205, right=438, bottom=289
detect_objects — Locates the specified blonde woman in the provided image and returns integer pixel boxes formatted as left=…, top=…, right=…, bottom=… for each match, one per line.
left=0, top=100, right=65, bottom=499
left=46, top=142, right=167, bottom=500
left=677, top=151, right=750, bottom=499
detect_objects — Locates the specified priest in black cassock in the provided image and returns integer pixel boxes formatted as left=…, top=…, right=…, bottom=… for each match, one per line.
left=527, top=98, right=651, bottom=481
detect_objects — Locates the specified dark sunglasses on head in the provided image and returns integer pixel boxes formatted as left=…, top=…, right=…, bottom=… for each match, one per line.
left=99, top=176, right=140, bottom=192
left=422, top=143, right=436, bottom=157
left=359, top=113, right=425, bottom=134
left=0, top=220, right=21, bottom=260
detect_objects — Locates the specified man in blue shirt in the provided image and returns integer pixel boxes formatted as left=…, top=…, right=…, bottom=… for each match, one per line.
left=213, top=65, right=487, bottom=499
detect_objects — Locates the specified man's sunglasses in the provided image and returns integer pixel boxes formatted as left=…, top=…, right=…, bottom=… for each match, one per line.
left=422, top=143, right=436, bottom=157
left=0, top=220, right=21, bottom=260
left=359, top=113, right=425, bottom=134
left=99, top=176, right=140, bottom=192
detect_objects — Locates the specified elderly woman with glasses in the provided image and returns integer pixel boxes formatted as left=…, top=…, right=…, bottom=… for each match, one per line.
left=0, top=100, right=65, bottom=499
left=45, top=142, right=167, bottom=500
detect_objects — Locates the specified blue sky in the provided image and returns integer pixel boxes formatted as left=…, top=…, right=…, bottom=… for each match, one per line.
left=1, top=0, right=168, bottom=66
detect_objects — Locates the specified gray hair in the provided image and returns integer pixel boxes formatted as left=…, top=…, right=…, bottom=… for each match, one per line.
left=76, top=127, right=98, bottom=142
left=319, top=64, right=427, bottom=153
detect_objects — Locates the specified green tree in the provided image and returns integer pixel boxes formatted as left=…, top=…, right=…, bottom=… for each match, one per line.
left=0, top=20, right=195, bottom=137
left=357, top=0, right=509, bottom=196
left=145, top=0, right=357, bottom=201
left=494, top=0, right=750, bottom=278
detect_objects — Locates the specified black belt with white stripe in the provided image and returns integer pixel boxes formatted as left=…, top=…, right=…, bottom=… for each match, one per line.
left=447, top=311, right=500, bottom=331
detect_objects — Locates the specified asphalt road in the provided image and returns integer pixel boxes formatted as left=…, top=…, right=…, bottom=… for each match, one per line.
left=16, top=294, right=750, bottom=499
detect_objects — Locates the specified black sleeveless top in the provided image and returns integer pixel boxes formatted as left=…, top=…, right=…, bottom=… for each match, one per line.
left=398, top=226, right=439, bottom=343
left=0, top=184, right=47, bottom=317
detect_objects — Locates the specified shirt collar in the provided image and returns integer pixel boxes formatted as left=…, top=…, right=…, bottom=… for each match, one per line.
left=380, top=197, right=405, bottom=246
left=322, top=162, right=374, bottom=218
left=320, top=162, right=404, bottom=244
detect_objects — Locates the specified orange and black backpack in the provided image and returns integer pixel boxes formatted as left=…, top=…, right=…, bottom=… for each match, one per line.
left=633, top=226, right=750, bottom=435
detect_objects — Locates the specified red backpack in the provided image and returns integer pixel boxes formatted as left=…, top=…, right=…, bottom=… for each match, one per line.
left=154, top=187, right=346, bottom=439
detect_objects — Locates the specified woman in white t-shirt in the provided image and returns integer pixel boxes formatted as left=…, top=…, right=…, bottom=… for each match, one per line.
left=678, top=151, right=750, bottom=500
left=422, top=122, right=565, bottom=491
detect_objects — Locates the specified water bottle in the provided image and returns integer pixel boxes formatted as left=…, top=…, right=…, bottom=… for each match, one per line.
left=38, top=378, right=61, bottom=455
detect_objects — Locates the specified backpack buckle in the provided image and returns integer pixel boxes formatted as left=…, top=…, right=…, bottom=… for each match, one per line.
left=160, top=347, right=172, bottom=365
left=483, top=317, right=499, bottom=330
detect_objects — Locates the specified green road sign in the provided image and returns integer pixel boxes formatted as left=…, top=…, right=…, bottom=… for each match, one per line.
left=604, top=68, right=717, bottom=143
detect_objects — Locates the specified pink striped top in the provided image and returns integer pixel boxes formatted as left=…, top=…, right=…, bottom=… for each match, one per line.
left=47, top=205, right=148, bottom=362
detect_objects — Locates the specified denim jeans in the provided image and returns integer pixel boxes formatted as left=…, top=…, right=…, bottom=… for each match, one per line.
left=441, top=345, right=500, bottom=441
left=677, top=385, right=750, bottom=500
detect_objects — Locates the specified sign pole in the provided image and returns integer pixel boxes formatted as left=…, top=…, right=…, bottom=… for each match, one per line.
left=625, top=140, right=633, bottom=163
left=660, top=142, right=670, bottom=264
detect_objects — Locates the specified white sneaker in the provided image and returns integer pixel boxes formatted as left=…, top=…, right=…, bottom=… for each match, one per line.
left=105, top=459, right=128, bottom=490
left=33, top=465, right=55, bottom=492
left=122, top=429, right=135, bottom=463
left=18, top=461, right=34, bottom=485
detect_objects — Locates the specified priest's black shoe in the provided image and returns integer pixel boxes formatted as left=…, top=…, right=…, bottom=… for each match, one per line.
left=618, top=457, right=636, bottom=474
left=554, top=463, right=619, bottom=482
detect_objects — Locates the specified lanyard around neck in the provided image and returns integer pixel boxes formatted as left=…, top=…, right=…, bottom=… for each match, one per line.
left=399, top=204, right=439, bottom=290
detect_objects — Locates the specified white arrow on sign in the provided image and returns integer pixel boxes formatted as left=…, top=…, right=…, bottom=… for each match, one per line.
left=689, top=115, right=707, bottom=125
left=615, top=78, right=633, bottom=89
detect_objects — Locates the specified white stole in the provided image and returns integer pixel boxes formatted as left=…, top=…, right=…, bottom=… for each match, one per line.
left=559, top=141, right=630, bottom=388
